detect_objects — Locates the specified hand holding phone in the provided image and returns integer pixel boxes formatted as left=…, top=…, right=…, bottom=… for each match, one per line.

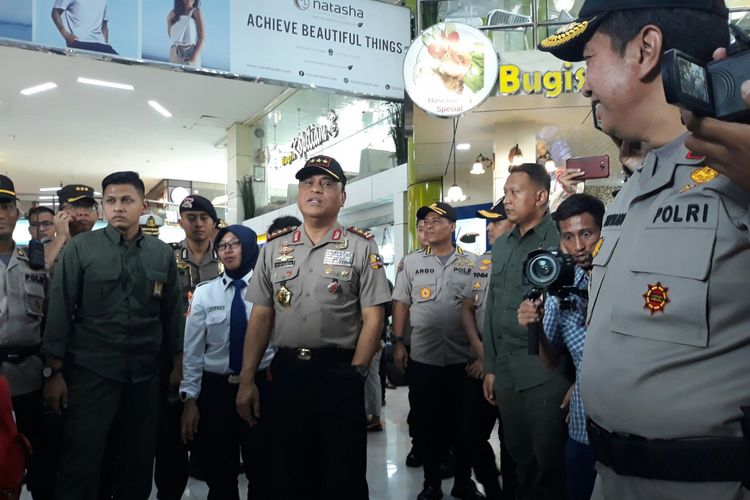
left=566, top=155, right=610, bottom=180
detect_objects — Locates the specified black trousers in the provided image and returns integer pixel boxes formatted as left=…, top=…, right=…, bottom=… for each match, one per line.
left=154, top=361, right=189, bottom=500
left=55, top=368, right=159, bottom=500
left=409, top=359, right=469, bottom=486
left=195, top=371, right=272, bottom=500
left=269, top=349, right=367, bottom=500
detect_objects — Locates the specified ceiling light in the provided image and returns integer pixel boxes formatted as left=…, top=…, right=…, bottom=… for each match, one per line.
left=445, top=184, right=466, bottom=203
left=456, top=143, right=471, bottom=151
left=539, top=151, right=557, bottom=173
left=170, top=186, right=191, bottom=203
left=38, top=195, right=55, bottom=200
left=148, top=100, right=172, bottom=118
left=508, top=144, right=524, bottom=166
left=553, top=0, right=575, bottom=12
left=77, top=77, right=134, bottom=90
left=39, top=186, right=61, bottom=192
left=471, top=154, right=490, bottom=175
left=94, top=191, right=101, bottom=196
left=20, top=82, right=57, bottom=96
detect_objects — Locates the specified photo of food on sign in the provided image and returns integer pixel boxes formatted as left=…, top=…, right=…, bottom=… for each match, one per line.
left=419, top=24, right=485, bottom=94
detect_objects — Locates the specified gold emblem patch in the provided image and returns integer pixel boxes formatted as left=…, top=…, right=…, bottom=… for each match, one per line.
left=419, top=287, right=432, bottom=300
left=472, top=281, right=481, bottom=289
left=690, top=166, right=718, bottom=184
left=643, top=282, right=670, bottom=315
left=592, top=237, right=604, bottom=259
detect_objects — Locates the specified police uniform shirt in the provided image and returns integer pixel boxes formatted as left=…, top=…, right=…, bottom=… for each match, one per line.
left=180, top=271, right=275, bottom=400
left=172, top=239, right=220, bottom=298
left=461, top=251, right=493, bottom=339
left=392, top=245, right=477, bottom=366
left=245, top=224, right=391, bottom=349
left=0, top=245, right=46, bottom=396
left=42, top=225, right=184, bottom=383
left=581, top=135, right=750, bottom=498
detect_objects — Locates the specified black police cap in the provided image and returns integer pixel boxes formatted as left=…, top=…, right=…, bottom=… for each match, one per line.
left=0, top=175, right=17, bottom=202
left=58, top=184, right=96, bottom=205
left=417, top=201, right=457, bottom=222
left=476, top=198, right=507, bottom=221
left=295, top=155, right=347, bottom=187
left=179, top=194, right=218, bottom=221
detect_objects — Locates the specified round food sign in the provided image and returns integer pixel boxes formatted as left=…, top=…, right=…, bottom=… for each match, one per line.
left=404, top=22, right=498, bottom=117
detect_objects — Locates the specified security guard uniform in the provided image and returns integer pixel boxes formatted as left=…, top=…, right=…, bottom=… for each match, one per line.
left=392, top=238, right=479, bottom=494
left=246, top=222, right=391, bottom=500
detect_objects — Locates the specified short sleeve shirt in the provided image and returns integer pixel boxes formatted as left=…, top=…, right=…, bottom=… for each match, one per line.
left=54, top=0, right=109, bottom=44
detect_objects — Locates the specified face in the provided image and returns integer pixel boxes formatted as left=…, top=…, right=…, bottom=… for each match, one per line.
left=421, top=213, right=454, bottom=247
left=558, top=212, right=601, bottom=270
left=102, top=184, right=147, bottom=234
left=62, top=201, right=98, bottom=236
left=180, top=211, right=213, bottom=243
left=487, top=219, right=514, bottom=245
left=503, top=172, right=545, bottom=226
left=217, top=231, right=241, bottom=271
left=297, top=174, right=345, bottom=221
left=581, top=31, right=642, bottom=140
left=0, top=199, right=19, bottom=241
left=416, top=219, right=427, bottom=248
left=29, top=211, right=55, bottom=241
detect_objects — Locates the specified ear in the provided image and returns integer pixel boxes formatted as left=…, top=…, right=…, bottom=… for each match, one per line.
left=450, top=221, right=456, bottom=233
left=634, top=25, right=664, bottom=80
left=536, top=189, right=549, bottom=208
left=341, top=190, right=347, bottom=206
left=140, top=200, right=149, bottom=215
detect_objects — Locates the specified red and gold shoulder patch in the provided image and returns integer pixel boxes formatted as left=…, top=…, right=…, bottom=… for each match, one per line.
left=369, top=254, right=384, bottom=270
left=347, top=226, right=373, bottom=240
left=267, top=226, right=296, bottom=242
left=643, top=282, right=669, bottom=315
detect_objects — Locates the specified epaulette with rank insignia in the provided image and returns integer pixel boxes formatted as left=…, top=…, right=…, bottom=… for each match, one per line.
left=267, top=226, right=296, bottom=242
left=347, top=226, right=373, bottom=240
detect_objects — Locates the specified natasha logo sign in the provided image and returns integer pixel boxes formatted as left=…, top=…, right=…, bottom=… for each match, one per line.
left=293, top=0, right=364, bottom=18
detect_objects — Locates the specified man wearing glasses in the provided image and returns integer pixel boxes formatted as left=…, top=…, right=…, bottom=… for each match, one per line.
left=27, top=206, right=57, bottom=244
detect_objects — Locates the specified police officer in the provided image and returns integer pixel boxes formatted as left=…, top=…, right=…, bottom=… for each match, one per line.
left=460, top=199, right=516, bottom=500
left=0, top=175, right=55, bottom=500
left=157, top=194, right=221, bottom=500
left=236, top=155, right=391, bottom=500
left=539, top=1, right=750, bottom=499
left=140, top=213, right=164, bottom=237
left=181, top=224, right=274, bottom=500
left=42, top=171, right=183, bottom=500
left=45, top=184, right=99, bottom=271
left=392, top=201, right=483, bottom=500
left=27, top=206, right=56, bottom=243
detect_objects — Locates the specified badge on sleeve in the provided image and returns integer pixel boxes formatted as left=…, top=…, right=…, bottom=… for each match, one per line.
left=643, top=282, right=669, bottom=315
left=369, top=254, right=384, bottom=270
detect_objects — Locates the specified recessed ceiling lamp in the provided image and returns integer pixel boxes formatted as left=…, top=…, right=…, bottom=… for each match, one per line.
left=471, top=154, right=490, bottom=175
left=456, top=143, right=471, bottom=151
left=20, top=82, right=57, bottom=96
left=508, top=144, right=524, bottom=166
left=148, top=100, right=172, bottom=118
left=39, top=186, right=61, bottom=192
left=77, top=77, right=134, bottom=91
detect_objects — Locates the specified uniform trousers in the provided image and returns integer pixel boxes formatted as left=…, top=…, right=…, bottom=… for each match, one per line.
left=495, top=375, right=569, bottom=500
left=11, top=388, right=57, bottom=500
left=408, top=359, right=469, bottom=486
left=154, top=359, right=189, bottom=500
left=269, top=348, right=367, bottom=500
left=196, top=370, right=272, bottom=500
left=364, top=348, right=382, bottom=418
left=55, top=367, right=158, bottom=500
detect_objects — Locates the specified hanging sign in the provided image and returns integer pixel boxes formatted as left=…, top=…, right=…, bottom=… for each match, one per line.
left=499, top=62, right=586, bottom=98
left=403, top=23, right=499, bottom=117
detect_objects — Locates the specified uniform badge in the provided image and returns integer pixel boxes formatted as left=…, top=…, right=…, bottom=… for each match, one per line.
left=643, top=282, right=669, bottom=315
left=369, top=254, right=384, bottom=270
left=332, top=229, right=342, bottom=241
left=685, top=150, right=705, bottom=160
left=473, top=292, right=481, bottom=305
left=323, top=249, right=354, bottom=267
left=592, top=237, right=604, bottom=258
left=690, top=166, right=718, bottom=184
left=17, top=248, right=25, bottom=258
left=292, top=230, right=301, bottom=243
left=152, top=281, right=164, bottom=298
left=472, top=281, right=481, bottom=289
left=327, top=280, right=339, bottom=293
left=482, top=259, right=491, bottom=266
left=479, top=265, right=488, bottom=271
left=419, top=287, right=432, bottom=299
left=679, top=184, right=694, bottom=193
left=335, top=238, right=349, bottom=250
left=276, top=285, right=292, bottom=306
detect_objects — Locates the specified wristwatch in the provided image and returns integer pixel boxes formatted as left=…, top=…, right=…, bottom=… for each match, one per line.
left=42, top=366, right=64, bottom=379
left=352, top=364, right=369, bottom=380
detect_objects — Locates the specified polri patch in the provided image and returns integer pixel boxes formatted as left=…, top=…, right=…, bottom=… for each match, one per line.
left=369, top=254, right=384, bottom=270
left=643, top=282, right=669, bottom=315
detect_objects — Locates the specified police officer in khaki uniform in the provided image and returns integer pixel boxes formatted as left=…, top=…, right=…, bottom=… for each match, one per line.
left=539, top=1, right=750, bottom=499
left=236, top=155, right=391, bottom=500
left=0, top=174, right=55, bottom=500
left=460, top=199, right=516, bottom=500
left=392, top=202, right=483, bottom=500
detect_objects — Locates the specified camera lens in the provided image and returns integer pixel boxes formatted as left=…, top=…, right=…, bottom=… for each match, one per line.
left=528, top=254, right=560, bottom=287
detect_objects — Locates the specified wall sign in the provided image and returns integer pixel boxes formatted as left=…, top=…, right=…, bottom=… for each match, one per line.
left=290, top=110, right=339, bottom=161
left=403, top=23, right=499, bottom=117
left=499, top=62, right=586, bottom=98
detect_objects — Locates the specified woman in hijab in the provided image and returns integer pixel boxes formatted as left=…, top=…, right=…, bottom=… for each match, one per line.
left=180, top=224, right=274, bottom=499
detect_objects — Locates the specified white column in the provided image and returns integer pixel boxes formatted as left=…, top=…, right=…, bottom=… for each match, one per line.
left=492, top=122, right=537, bottom=203
left=392, top=192, right=407, bottom=265
left=226, top=123, right=253, bottom=224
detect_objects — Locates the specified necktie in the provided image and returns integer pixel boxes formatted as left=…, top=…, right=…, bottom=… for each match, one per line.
left=229, top=279, right=248, bottom=374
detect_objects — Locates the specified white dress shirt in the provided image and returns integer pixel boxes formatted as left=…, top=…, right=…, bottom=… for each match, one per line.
left=180, top=270, right=275, bottom=400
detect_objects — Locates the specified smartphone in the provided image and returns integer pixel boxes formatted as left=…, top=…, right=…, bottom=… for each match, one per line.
left=566, top=155, right=610, bottom=180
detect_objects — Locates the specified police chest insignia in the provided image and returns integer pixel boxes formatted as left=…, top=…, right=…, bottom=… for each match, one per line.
left=690, top=166, right=718, bottom=184
left=17, top=248, right=25, bottom=257
left=347, top=226, right=374, bottom=240
left=592, top=237, right=604, bottom=258
left=685, top=150, right=705, bottom=160
left=369, top=254, right=384, bottom=270
left=482, top=259, right=491, bottom=266
left=323, top=249, right=353, bottom=267
left=479, top=265, right=489, bottom=271
left=643, top=282, right=669, bottom=315
left=472, top=281, right=481, bottom=289
left=419, top=287, right=432, bottom=299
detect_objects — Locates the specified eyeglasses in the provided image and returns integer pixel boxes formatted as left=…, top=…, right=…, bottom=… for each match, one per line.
left=217, top=240, right=241, bottom=253
left=30, top=221, right=54, bottom=228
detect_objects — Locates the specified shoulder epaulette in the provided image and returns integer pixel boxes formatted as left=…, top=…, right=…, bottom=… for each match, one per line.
left=348, top=226, right=373, bottom=240
left=195, top=280, right=211, bottom=288
left=424, top=245, right=431, bottom=255
left=267, top=226, right=296, bottom=242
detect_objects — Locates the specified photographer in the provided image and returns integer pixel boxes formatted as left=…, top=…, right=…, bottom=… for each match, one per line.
left=539, top=1, right=750, bottom=499
left=517, top=194, right=604, bottom=500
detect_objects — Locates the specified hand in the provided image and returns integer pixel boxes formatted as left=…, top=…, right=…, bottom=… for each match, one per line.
left=558, top=168, right=585, bottom=194
left=168, top=365, right=182, bottom=404
left=561, top=384, right=574, bottom=424
left=482, top=373, right=496, bottom=405
left=43, top=375, right=68, bottom=415
left=235, top=379, right=261, bottom=426
left=53, top=212, right=71, bottom=240
left=682, top=47, right=750, bottom=192
left=63, top=32, right=77, bottom=45
left=466, top=359, right=484, bottom=380
left=180, top=399, right=200, bottom=443
left=517, top=298, right=543, bottom=327
left=393, top=342, right=408, bottom=373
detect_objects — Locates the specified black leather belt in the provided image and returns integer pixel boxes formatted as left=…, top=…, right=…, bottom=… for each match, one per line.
left=0, top=344, right=40, bottom=364
left=587, top=417, right=750, bottom=482
left=276, top=347, right=355, bottom=363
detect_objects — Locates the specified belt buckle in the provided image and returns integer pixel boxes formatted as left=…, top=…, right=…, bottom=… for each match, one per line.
left=296, top=348, right=312, bottom=361
left=227, top=374, right=241, bottom=384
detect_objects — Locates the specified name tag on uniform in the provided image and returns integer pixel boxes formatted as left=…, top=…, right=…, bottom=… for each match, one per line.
left=323, top=249, right=353, bottom=267
left=152, top=281, right=164, bottom=298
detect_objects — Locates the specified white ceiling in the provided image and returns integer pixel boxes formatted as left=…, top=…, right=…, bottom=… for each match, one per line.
left=0, top=44, right=287, bottom=197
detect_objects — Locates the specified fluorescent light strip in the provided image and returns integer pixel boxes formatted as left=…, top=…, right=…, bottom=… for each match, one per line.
left=21, top=82, right=57, bottom=96
left=148, top=100, right=172, bottom=118
left=38, top=195, right=55, bottom=200
left=456, top=143, right=471, bottom=151
left=39, top=187, right=61, bottom=192
left=77, top=77, right=134, bottom=91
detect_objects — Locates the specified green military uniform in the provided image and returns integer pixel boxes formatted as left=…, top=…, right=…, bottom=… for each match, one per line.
left=483, top=214, right=569, bottom=500
left=42, top=225, right=183, bottom=500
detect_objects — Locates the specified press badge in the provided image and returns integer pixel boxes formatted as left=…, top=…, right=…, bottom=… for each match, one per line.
left=152, top=281, right=164, bottom=298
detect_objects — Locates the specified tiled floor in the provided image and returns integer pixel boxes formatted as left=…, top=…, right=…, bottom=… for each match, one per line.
left=22, top=386, right=499, bottom=499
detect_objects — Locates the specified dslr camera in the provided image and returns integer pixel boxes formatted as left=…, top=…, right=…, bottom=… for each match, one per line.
left=661, top=25, right=750, bottom=123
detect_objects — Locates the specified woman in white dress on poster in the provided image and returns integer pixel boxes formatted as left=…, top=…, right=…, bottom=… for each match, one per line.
left=167, top=0, right=204, bottom=66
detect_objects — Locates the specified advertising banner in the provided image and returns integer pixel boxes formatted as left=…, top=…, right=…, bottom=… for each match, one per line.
left=230, top=0, right=410, bottom=100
